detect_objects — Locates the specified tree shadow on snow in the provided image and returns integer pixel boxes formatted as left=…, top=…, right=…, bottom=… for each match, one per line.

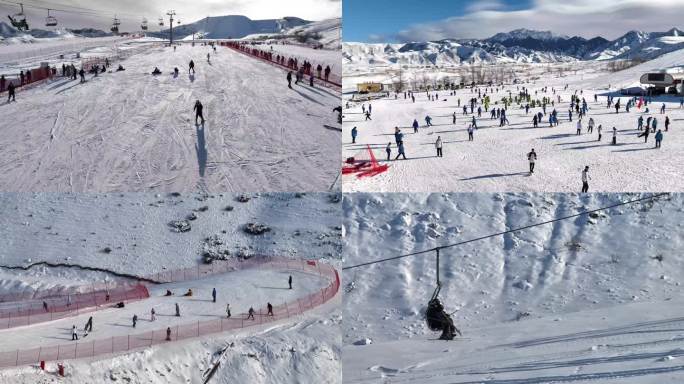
left=460, top=172, right=528, bottom=181
left=292, top=87, right=324, bottom=106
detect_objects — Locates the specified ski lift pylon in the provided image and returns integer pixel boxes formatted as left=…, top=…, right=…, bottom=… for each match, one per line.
left=424, top=248, right=462, bottom=340
left=45, top=9, right=57, bottom=27
left=111, top=16, right=121, bottom=34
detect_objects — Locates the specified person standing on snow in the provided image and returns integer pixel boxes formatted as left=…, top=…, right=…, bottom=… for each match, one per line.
left=194, top=100, right=205, bottom=125
left=267, top=303, right=274, bottom=316
left=655, top=130, right=663, bottom=148
left=288, top=275, right=293, bottom=290
left=287, top=71, right=293, bottom=89
left=395, top=141, right=407, bottom=160
left=576, top=120, right=582, bottom=135
left=385, top=142, right=391, bottom=161
left=151, top=308, right=156, bottom=321
left=435, top=136, right=443, bottom=157
left=467, top=124, right=474, bottom=141
left=394, top=127, right=403, bottom=145
left=247, top=307, right=255, bottom=320
left=175, top=303, right=180, bottom=317
left=452, top=112, right=457, bottom=125
left=212, top=288, right=217, bottom=303
left=612, top=127, right=617, bottom=145
left=132, top=314, right=138, bottom=328
left=597, top=125, right=603, bottom=141
left=412, top=119, right=419, bottom=133
left=72, top=325, right=79, bottom=340
left=665, top=116, right=670, bottom=131
left=6, top=82, right=16, bottom=102
left=581, top=166, right=591, bottom=193
left=351, top=126, right=357, bottom=144
left=527, top=149, right=537, bottom=173
left=189, top=60, right=195, bottom=74
left=166, top=327, right=172, bottom=341
left=226, top=303, right=231, bottom=318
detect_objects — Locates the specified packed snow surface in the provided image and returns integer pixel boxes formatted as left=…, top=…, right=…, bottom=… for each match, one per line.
left=0, top=42, right=341, bottom=192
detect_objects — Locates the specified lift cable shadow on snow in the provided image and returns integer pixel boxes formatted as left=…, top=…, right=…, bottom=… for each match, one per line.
left=342, top=193, right=669, bottom=271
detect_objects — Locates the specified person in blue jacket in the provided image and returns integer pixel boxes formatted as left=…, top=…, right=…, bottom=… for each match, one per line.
left=395, top=141, right=406, bottom=160
left=394, top=127, right=403, bottom=145
left=655, top=129, right=663, bottom=148
left=425, top=115, right=433, bottom=127
left=412, top=119, right=419, bottom=133
left=351, top=126, right=358, bottom=144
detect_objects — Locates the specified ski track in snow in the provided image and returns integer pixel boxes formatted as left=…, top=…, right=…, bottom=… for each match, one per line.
left=0, top=43, right=341, bottom=192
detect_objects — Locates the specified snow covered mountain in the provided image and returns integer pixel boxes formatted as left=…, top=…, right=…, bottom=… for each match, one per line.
left=154, top=15, right=311, bottom=40
left=344, top=27, right=684, bottom=67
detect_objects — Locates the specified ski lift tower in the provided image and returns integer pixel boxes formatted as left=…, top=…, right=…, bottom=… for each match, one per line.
left=166, top=10, right=176, bottom=45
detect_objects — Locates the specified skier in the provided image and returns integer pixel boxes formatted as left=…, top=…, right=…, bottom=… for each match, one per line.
left=351, top=126, right=357, bottom=143
left=425, top=115, right=433, bottom=127
left=395, top=141, right=407, bottom=160
left=166, top=327, right=172, bottom=341
left=194, top=100, right=205, bottom=125
left=212, top=287, right=217, bottom=303
left=132, top=314, right=138, bottom=328
left=288, top=275, right=292, bottom=290
left=71, top=325, right=79, bottom=341
left=655, top=130, right=663, bottom=148
left=6, top=82, right=16, bottom=102
left=267, top=302, right=274, bottom=316
left=385, top=142, right=391, bottom=161
left=527, top=149, right=537, bottom=174
left=189, top=60, right=195, bottom=74
left=364, top=111, right=371, bottom=121
left=84, top=316, right=93, bottom=332
left=247, top=307, right=255, bottom=320
left=287, top=71, right=292, bottom=89
left=581, top=166, right=591, bottom=193
left=175, top=303, right=180, bottom=317
left=435, top=136, right=443, bottom=157
left=151, top=308, right=156, bottom=321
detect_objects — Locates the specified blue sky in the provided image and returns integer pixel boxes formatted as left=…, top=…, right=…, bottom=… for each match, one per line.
left=343, top=0, right=684, bottom=42
left=343, top=0, right=531, bottom=42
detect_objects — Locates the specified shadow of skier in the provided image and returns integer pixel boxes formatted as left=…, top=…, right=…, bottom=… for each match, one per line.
left=195, top=122, right=207, bottom=178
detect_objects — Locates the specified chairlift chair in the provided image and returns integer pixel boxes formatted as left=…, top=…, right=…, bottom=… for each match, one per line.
left=424, top=249, right=462, bottom=340
left=158, top=17, right=164, bottom=27
left=45, top=9, right=57, bottom=27
left=111, top=17, right=121, bottom=34
left=141, top=18, right=148, bottom=31
left=8, top=3, right=29, bottom=31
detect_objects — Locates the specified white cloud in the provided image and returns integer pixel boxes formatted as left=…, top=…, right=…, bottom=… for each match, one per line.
left=396, top=0, right=684, bottom=42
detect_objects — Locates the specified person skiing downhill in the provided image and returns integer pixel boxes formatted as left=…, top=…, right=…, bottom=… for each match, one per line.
left=194, top=100, right=205, bottom=125
left=189, top=60, right=195, bottom=74
left=527, top=149, right=537, bottom=173
left=581, top=166, right=591, bottom=193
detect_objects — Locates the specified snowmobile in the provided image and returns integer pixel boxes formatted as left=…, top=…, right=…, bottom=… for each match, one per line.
left=424, top=249, right=462, bottom=340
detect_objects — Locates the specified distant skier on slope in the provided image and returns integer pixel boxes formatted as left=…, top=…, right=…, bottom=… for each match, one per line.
left=247, top=307, right=255, bottom=320
left=581, top=166, right=591, bottom=193
left=226, top=304, right=231, bottom=318
left=194, top=100, right=205, bottom=125
left=527, top=149, right=537, bottom=174
left=189, top=60, right=195, bottom=74
left=84, top=316, right=93, bottom=332
left=132, top=314, right=138, bottom=328
left=287, top=71, right=292, bottom=89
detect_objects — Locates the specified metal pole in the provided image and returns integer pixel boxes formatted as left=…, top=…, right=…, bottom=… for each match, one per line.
left=436, top=248, right=440, bottom=287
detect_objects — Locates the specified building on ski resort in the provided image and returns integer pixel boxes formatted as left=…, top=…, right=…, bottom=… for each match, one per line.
left=639, top=66, right=684, bottom=95
left=356, top=82, right=384, bottom=93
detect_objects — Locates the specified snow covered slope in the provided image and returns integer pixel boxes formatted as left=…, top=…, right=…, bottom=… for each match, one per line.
left=342, top=192, right=684, bottom=383
left=0, top=42, right=341, bottom=193
left=155, top=16, right=310, bottom=40
left=0, top=192, right=342, bottom=383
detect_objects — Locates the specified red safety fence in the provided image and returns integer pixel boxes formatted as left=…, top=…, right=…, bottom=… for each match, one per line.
left=0, top=257, right=339, bottom=369
left=0, top=66, right=57, bottom=94
left=0, top=284, right=149, bottom=330
left=220, top=41, right=341, bottom=89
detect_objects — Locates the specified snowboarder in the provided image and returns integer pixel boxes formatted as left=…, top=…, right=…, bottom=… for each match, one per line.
left=151, top=308, right=156, bottom=321
left=288, top=275, right=292, bottom=290
left=166, top=327, right=172, bottom=341
left=247, top=307, right=255, bottom=320
left=71, top=325, right=79, bottom=340
left=226, top=304, right=231, bottom=318
left=267, top=302, right=274, bottom=316
left=212, top=288, right=217, bottom=303
left=351, top=126, right=357, bottom=143
left=287, top=71, right=292, bottom=89
left=194, top=100, right=205, bottom=125
left=132, top=314, right=138, bottom=328
left=175, top=303, right=180, bottom=317
left=581, top=166, right=591, bottom=193
left=84, top=316, right=93, bottom=332
left=527, top=149, right=537, bottom=173
left=655, top=130, right=663, bottom=148
left=6, top=83, right=16, bottom=102
left=189, top=60, right=195, bottom=74
left=435, top=136, right=443, bottom=157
